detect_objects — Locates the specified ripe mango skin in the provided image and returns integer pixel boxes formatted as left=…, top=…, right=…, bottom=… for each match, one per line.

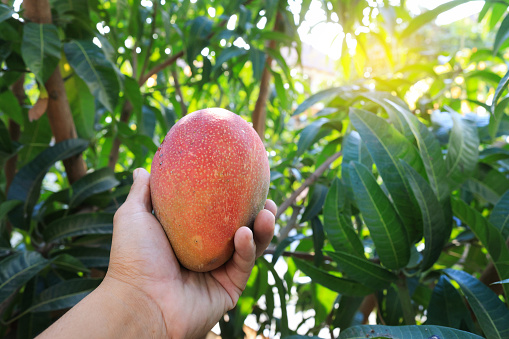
left=150, top=108, right=270, bottom=272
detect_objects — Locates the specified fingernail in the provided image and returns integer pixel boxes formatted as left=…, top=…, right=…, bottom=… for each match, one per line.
left=133, top=169, right=139, bottom=181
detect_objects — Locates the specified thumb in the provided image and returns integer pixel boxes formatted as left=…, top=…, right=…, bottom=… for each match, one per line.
left=123, top=168, right=153, bottom=213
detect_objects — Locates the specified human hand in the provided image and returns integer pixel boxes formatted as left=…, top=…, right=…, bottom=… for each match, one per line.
left=105, top=168, right=276, bottom=338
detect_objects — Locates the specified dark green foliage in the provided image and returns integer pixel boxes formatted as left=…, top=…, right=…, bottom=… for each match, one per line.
left=1, top=0, right=509, bottom=337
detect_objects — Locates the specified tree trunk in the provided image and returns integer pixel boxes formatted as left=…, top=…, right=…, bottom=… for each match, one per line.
left=23, top=0, right=87, bottom=184
left=252, top=12, right=281, bottom=139
left=252, top=57, right=273, bottom=140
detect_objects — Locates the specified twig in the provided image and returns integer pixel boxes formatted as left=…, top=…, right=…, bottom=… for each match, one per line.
left=277, top=204, right=302, bottom=239
left=275, top=151, right=342, bottom=221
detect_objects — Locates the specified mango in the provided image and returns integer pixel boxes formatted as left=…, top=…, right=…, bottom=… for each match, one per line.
left=150, top=108, right=270, bottom=272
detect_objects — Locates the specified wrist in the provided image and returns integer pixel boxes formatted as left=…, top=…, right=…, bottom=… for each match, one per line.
left=98, top=277, right=168, bottom=338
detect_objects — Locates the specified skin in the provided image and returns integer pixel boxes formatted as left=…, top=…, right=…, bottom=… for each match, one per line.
left=37, top=168, right=276, bottom=339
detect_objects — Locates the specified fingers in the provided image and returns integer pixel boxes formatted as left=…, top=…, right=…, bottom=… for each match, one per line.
left=123, top=168, right=153, bottom=213
left=253, top=201, right=276, bottom=258
left=222, top=227, right=256, bottom=295
left=264, top=199, right=277, bottom=216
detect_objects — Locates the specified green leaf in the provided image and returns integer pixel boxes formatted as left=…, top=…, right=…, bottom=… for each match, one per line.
left=0, top=200, right=21, bottom=221
left=339, top=325, right=484, bottom=339
left=494, top=12, right=509, bottom=55
left=43, top=213, right=114, bottom=243
left=293, top=258, right=373, bottom=297
left=492, top=70, right=509, bottom=115
left=385, top=100, right=450, bottom=203
left=332, top=295, right=364, bottom=330
left=490, top=190, right=509, bottom=239
left=323, top=178, right=364, bottom=257
left=21, top=23, right=61, bottom=84
left=212, top=47, right=247, bottom=71
left=350, top=107, right=424, bottom=243
left=489, top=95, right=509, bottom=139
left=301, top=184, right=328, bottom=222
left=51, top=253, right=89, bottom=273
left=65, top=74, right=95, bottom=140
left=124, top=76, right=142, bottom=124
left=296, top=118, right=330, bottom=157
left=327, top=251, right=397, bottom=290
left=260, top=257, right=289, bottom=337
left=445, top=269, right=509, bottom=339
left=348, top=162, right=410, bottom=270
left=400, top=0, right=473, bottom=40
left=7, top=139, right=89, bottom=229
left=0, top=89, right=23, bottom=126
left=53, top=248, right=110, bottom=268
left=0, top=4, right=13, bottom=23
left=464, top=178, right=501, bottom=205
left=10, top=278, right=101, bottom=324
left=360, top=92, right=413, bottom=140
left=400, top=161, right=450, bottom=271
left=293, top=87, right=345, bottom=117
left=341, top=131, right=372, bottom=201
left=70, top=167, right=119, bottom=208
left=16, top=276, right=50, bottom=339
left=64, top=40, right=120, bottom=112
left=249, top=48, right=266, bottom=82
left=272, top=234, right=306, bottom=263
left=427, top=275, right=474, bottom=329
left=445, top=110, right=479, bottom=187
left=0, top=252, right=48, bottom=305
left=452, top=197, right=509, bottom=298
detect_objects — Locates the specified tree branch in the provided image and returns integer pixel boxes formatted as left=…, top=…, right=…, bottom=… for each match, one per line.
left=139, top=51, right=183, bottom=86
left=24, top=0, right=87, bottom=184
left=275, top=151, right=342, bottom=220
left=252, top=12, right=281, bottom=139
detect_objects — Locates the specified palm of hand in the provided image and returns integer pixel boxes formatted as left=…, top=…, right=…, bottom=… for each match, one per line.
left=107, top=169, right=276, bottom=338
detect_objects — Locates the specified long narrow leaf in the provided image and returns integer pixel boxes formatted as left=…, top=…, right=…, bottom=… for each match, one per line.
left=427, top=275, right=474, bottom=329
left=494, top=12, right=509, bottom=55
left=339, top=324, right=483, bottom=339
left=7, top=139, right=89, bottom=229
left=0, top=252, right=48, bottom=305
left=64, top=40, right=120, bottom=112
left=43, top=213, right=114, bottom=243
left=293, top=87, right=345, bottom=117
left=452, top=197, right=509, bottom=298
left=293, top=258, right=373, bottom=297
left=445, top=109, right=479, bottom=187
left=327, top=251, right=397, bottom=290
left=350, top=107, right=424, bottom=243
left=21, top=23, right=61, bottom=84
left=349, top=162, right=410, bottom=269
left=323, top=178, right=364, bottom=257
left=445, top=269, right=509, bottom=339
left=70, top=167, right=119, bottom=208
left=401, top=161, right=450, bottom=271
left=400, top=0, right=471, bottom=40
left=385, top=100, right=450, bottom=203
left=490, top=190, right=509, bottom=239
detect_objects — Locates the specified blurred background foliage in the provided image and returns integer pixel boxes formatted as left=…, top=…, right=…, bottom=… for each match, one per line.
left=1, top=0, right=509, bottom=338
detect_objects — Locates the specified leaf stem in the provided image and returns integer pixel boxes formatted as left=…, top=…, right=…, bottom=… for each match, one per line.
left=396, top=275, right=416, bottom=325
